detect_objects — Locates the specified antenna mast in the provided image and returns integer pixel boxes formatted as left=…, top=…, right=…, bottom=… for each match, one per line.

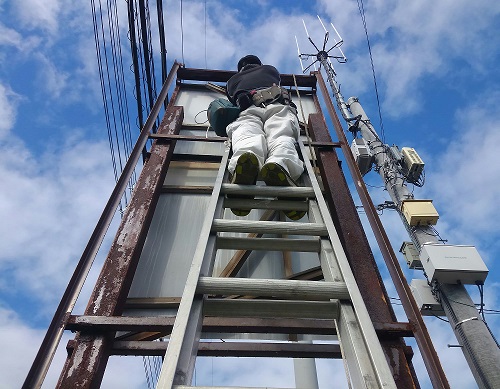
left=296, top=16, right=350, bottom=121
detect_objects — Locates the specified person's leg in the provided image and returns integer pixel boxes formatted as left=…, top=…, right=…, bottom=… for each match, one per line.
left=260, top=104, right=306, bottom=220
left=226, top=107, right=267, bottom=174
left=261, top=104, right=303, bottom=181
left=225, top=108, right=265, bottom=216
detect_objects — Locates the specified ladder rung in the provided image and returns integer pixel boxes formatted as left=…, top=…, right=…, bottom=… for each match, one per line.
left=197, top=277, right=349, bottom=300
left=221, top=183, right=314, bottom=198
left=204, top=299, right=340, bottom=319
left=216, top=236, right=321, bottom=252
left=212, top=219, right=328, bottom=236
left=224, top=197, right=309, bottom=211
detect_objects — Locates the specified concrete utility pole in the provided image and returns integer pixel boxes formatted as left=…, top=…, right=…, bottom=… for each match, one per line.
left=297, top=17, right=500, bottom=388
left=348, top=98, right=500, bottom=389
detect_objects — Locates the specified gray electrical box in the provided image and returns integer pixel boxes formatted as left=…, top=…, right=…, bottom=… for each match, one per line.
left=401, top=147, right=424, bottom=183
left=400, top=241, right=423, bottom=269
left=410, top=279, right=445, bottom=316
left=351, top=138, right=373, bottom=175
left=419, top=244, right=489, bottom=284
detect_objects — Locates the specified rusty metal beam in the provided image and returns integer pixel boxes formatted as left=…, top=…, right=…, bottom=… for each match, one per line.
left=66, top=315, right=414, bottom=340
left=315, top=70, right=448, bottom=389
left=111, top=340, right=342, bottom=359
left=22, top=62, right=181, bottom=389
left=176, top=67, right=317, bottom=88
left=307, top=109, right=420, bottom=388
left=149, top=133, right=228, bottom=142
left=56, top=104, right=184, bottom=389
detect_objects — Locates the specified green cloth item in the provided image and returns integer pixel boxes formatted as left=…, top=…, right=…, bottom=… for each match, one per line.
left=207, top=98, right=240, bottom=137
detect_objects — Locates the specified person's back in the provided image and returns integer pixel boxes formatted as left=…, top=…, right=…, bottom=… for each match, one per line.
left=226, top=64, right=280, bottom=106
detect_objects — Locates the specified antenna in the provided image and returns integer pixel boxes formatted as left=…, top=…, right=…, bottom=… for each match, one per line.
left=296, top=16, right=351, bottom=121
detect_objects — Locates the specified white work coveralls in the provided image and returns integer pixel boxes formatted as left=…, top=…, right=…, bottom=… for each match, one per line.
left=226, top=103, right=304, bottom=181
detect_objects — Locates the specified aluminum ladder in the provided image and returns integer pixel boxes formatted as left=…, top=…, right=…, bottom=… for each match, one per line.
left=155, top=140, right=397, bottom=389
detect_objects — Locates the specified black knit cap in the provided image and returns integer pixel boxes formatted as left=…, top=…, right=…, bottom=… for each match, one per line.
left=237, top=55, right=262, bottom=71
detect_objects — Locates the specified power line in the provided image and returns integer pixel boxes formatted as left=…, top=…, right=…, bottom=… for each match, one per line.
left=180, top=0, right=185, bottom=64
left=356, top=0, right=385, bottom=143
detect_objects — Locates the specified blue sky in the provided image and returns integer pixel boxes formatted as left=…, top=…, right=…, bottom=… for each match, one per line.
left=1, top=0, right=500, bottom=388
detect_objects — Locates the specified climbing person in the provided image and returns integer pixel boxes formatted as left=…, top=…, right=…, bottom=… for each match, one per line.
left=225, top=54, right=305, bottom=220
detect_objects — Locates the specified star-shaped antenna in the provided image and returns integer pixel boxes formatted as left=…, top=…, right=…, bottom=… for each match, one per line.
left=296, top=15, right=347, bottom=74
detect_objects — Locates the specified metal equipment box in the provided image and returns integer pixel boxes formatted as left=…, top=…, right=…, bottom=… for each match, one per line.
left=410, top=279, right=445, bottom=316
left=400, top=199, right=439, bottom=226
left=401, top=147, right=424, bottom=181
left=350, top=138, right=373, bottom=175
left=399, top=241, right=422, bottom=269
left=419, top=244, right=489, bottom=284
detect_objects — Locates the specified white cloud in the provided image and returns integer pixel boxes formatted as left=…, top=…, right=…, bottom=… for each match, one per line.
left=427, top=91, right=500, bottom=245
left=0, top=22, right=41, bottom=53
left=0, top=305, right=146, bottom=388
left=12, top=0, right=61, bottom=34
left=34, top=53, right=70, bottom=99
left=0, top=133, right=114, bottom=304
left=319, top=0, right=500, bottom=117
left=0, top=83, right=22, bottom=138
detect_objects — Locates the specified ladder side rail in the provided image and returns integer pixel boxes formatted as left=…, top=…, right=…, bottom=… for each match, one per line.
left=309, top=201, right=386, bottom=387
left=156, top=147, right=231, bottom=388
left=300, top=140, right=397, bottom=389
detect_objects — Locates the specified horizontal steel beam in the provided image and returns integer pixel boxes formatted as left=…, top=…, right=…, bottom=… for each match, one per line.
left=176, top=67, right=317, bottom=88
left=110, top=340, right=342, bottom=359
left=66, top=315, right=414, bottom=339
left=149, top=134, right=227, bottom=142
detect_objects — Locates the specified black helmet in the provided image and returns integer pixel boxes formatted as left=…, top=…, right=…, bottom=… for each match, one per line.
left=237, top=55, right=262, bottom=71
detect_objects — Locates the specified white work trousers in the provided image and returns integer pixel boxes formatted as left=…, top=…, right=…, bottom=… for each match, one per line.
left=226, top=104, right=304, bottom=180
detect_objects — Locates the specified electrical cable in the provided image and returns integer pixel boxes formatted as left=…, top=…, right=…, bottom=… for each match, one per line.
left=356, top=0, right=385, bottom=143
left=91, top=0, right=126, bottom=215
left=204, top=0, right=208, bottom=69
left=180, top=0, right=185, bottom=65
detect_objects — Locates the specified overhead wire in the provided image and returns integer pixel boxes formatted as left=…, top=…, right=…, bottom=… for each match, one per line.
left=107, top=0, right=137, bottom=194
left=180, top=0, right=185, bottom=64
left=204, top=0, right=207, bottom=68
left=91, top=0, right=138, bottom=214
left=356, top=0, right=385, bottom=143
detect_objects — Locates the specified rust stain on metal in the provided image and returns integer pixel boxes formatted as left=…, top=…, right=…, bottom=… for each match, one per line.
left=58, top=106, right=184, bottom=388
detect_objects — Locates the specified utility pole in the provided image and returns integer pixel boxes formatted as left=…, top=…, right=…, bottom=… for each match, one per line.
left=297, top=16, right=500, bottom=389
left=348, top=98, right=500, bottom=389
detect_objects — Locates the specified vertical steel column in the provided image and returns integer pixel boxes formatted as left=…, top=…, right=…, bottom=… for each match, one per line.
left=22, top=63, right=180, bottom=389
left=55, top=105, right=183, bottom=388
left=315, top=71, right=450, bottom=389
left=307, top=112, right=419, bottom=388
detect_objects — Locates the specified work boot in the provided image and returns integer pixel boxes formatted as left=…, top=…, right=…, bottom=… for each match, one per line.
left=260, top=162, right=306, bottom=221
left=229, top=152, right=259, bottom=216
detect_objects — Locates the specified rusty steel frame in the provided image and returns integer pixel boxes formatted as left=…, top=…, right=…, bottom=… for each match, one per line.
left=55, top=103, right=184, bottom=388
left=66, top=314, right=414, bottom=339
left=315, top=70, right=449, bottom=389
left=22, top=61, right=181, bottom=389
left=26, top=65, right=444, bottom=388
